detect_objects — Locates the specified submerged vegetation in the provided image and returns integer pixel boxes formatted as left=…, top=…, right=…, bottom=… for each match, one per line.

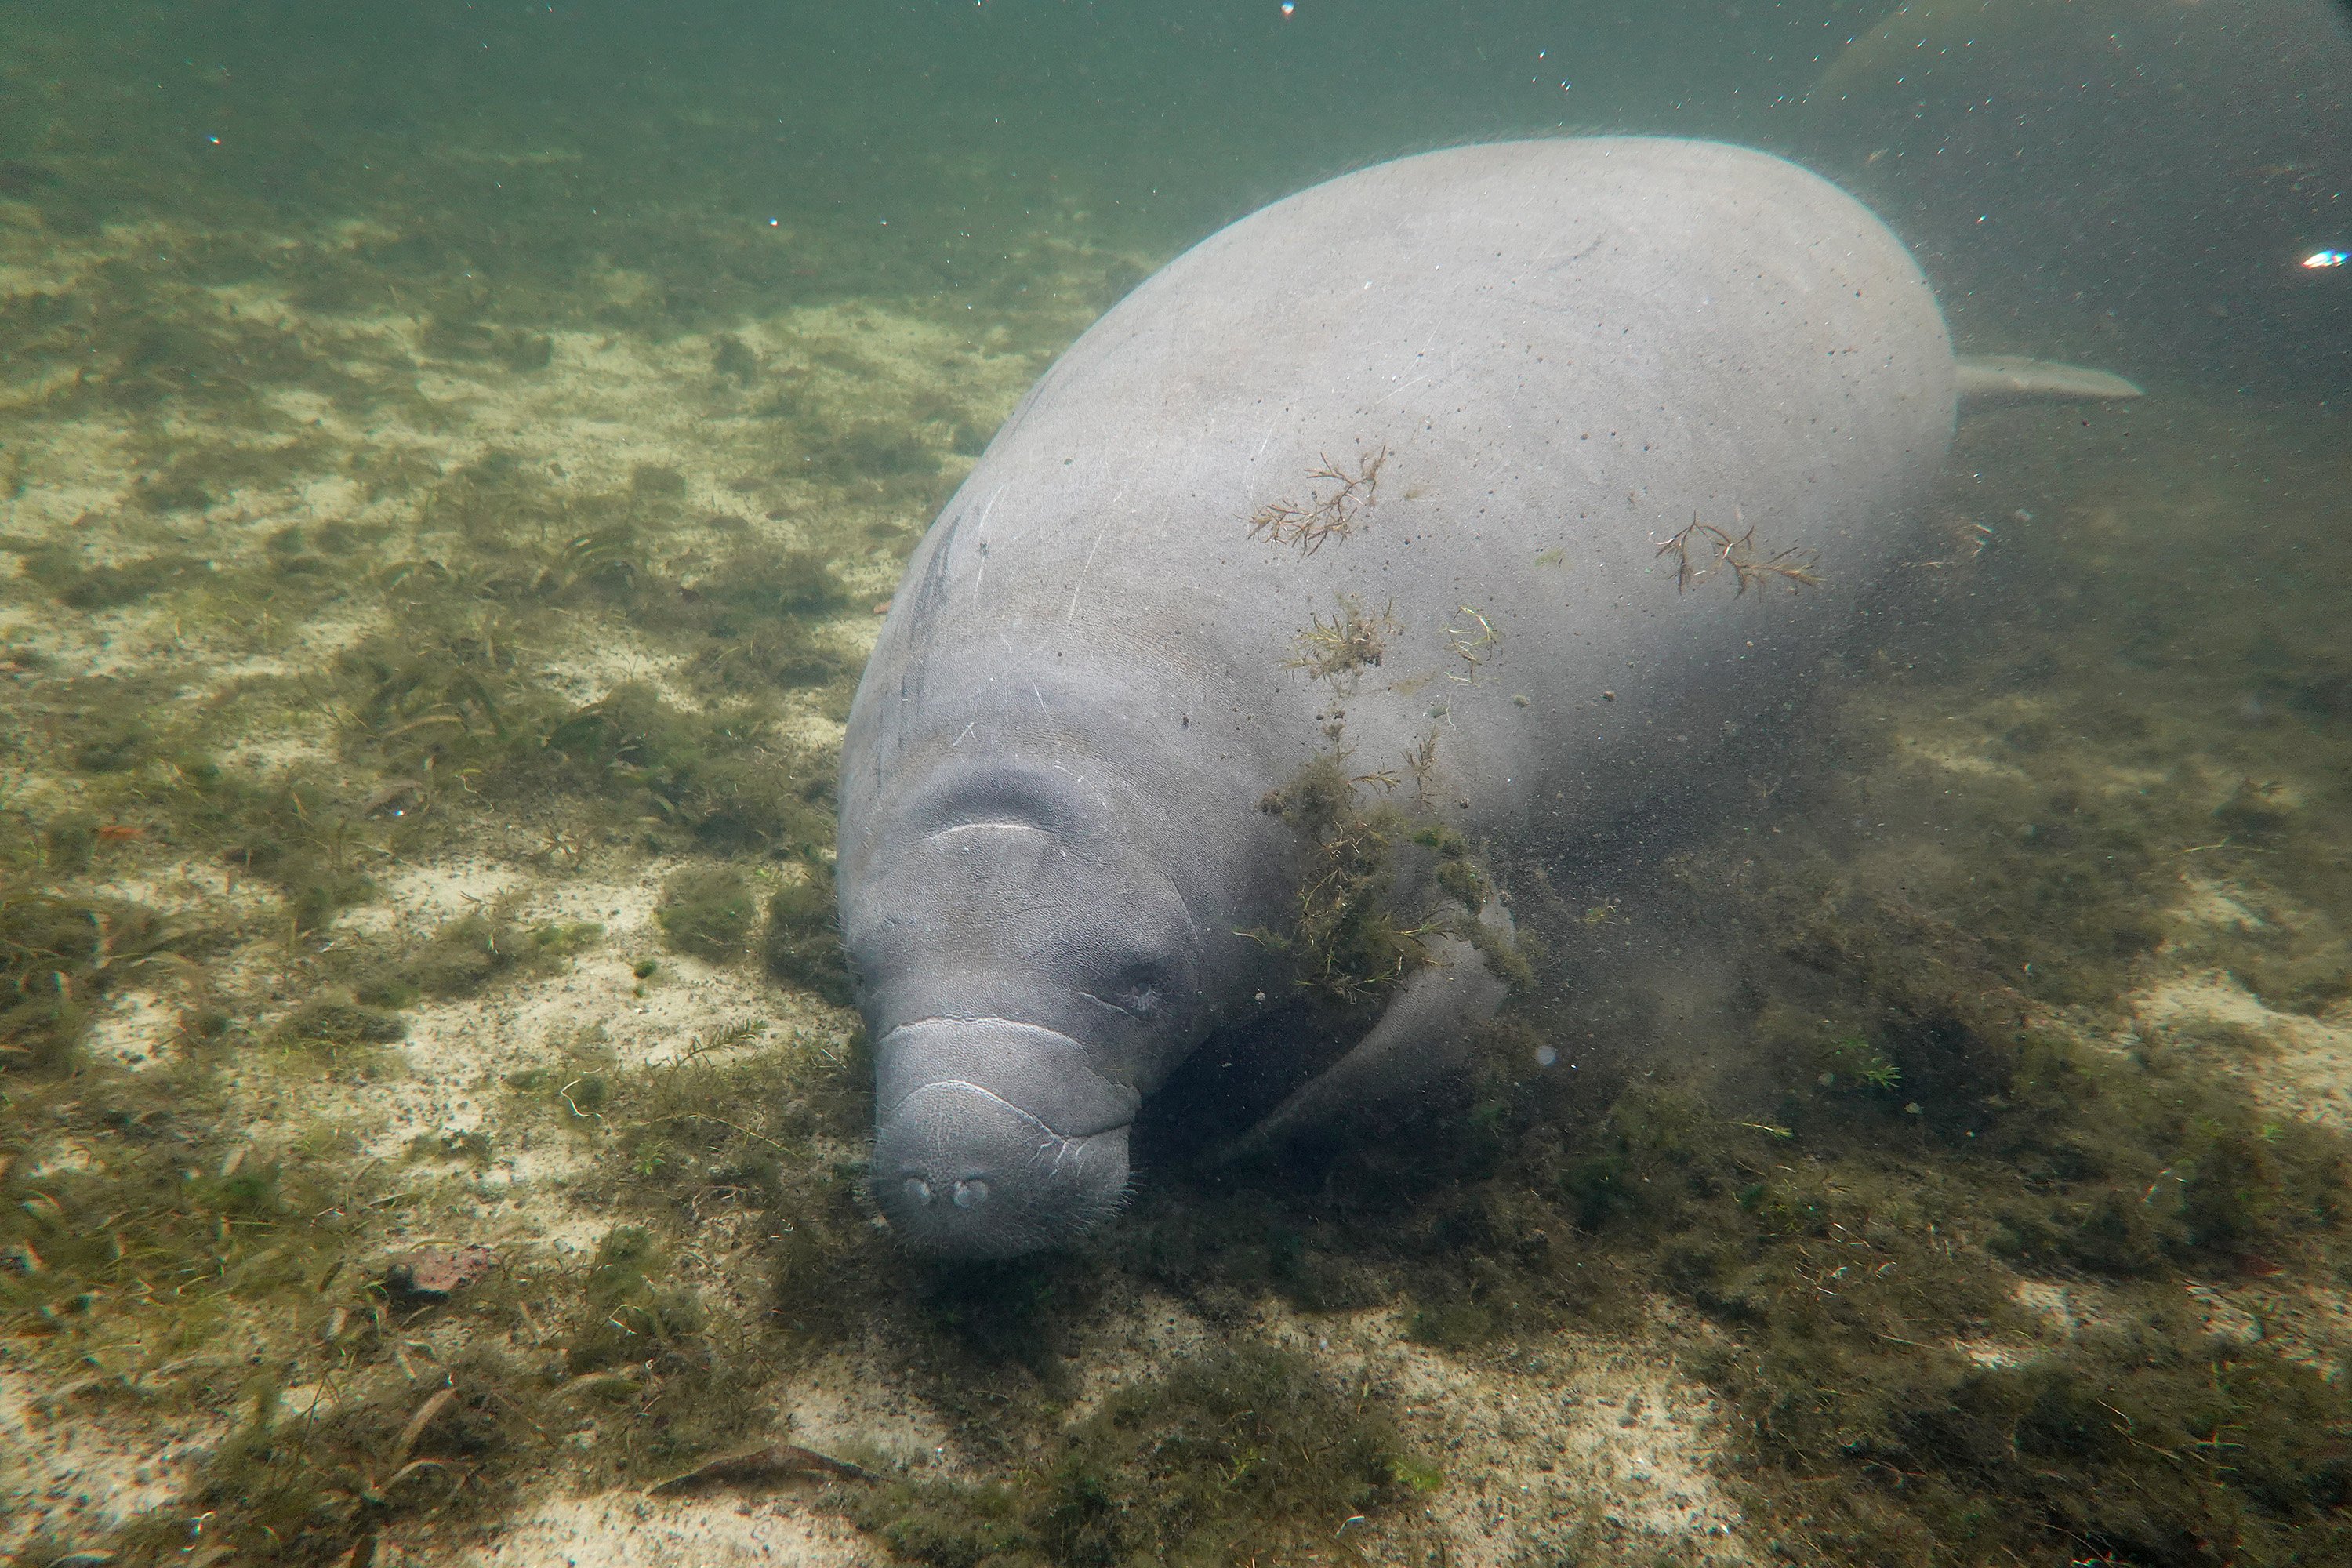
left=834, top=1344, right=1434, bottom=1568
left=1283, top=594, right=1399, bottom=685
left=1252, top=750, right=1434, bottom=1002
left=7, top=394, right=2336, bottom=1563
left=2, top=284, right=2347, bottom=1568
left=2, top=9, right=2350, bottom=1567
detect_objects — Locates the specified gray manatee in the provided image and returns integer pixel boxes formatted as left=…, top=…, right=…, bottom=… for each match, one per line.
left=834, top=136, right=2136, bottom=1259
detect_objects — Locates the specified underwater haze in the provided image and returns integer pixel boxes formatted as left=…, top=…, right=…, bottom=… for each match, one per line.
left=2, top=2, right=2350, bottom=1566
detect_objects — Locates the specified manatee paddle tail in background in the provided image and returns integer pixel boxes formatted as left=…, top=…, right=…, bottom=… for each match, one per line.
left=1954, top=354, right=2144, bottom=405
left=833, top=137, right=2140, bottom=1261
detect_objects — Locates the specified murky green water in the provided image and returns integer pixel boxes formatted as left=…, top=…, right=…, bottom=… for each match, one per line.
left=2, top=4, right=2349, bottom=1566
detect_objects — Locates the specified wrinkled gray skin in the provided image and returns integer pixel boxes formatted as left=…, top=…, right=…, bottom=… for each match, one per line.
left=837, top=137, right=2122, bottom=1259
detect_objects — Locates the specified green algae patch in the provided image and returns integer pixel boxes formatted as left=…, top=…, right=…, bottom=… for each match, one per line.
left=835, top=1344, right=1430, bottom=1568
left=1531, top=901, right=2352, bottom=1566
left=657, top=865, right=759, bottom=962
left=0, top=887, right=187, bottom=1072
left=278, top=995, right=409, bottom=1051
left=1252, top=751, right=1431, bottom=1003
left=104, top=1348, right=547, bottom=1568
left=565, top=1224, right=704, bottom=1374
left=546, top=1019, right=879, bottom=1341
left=355, top=911, right=601, bottom=1007
left=48, top=552, right=212, bottom=610
left=1, top=1058, right=339, bottom=1338
left=539, top=682, right=834, bottom=855
left=764, top=857, right=855, bottom=1006
left=0, top=1039, right=555, bottom=1568
left=1095, top=774, right=2352, bottom=1568
left=0, top=1000, right=866, bottom=1564
left=1250, top=747, right=1523, bottom=1007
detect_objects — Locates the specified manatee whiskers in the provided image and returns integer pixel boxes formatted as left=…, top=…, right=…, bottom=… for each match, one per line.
left=868, top=1120, right=1129, bottom=1258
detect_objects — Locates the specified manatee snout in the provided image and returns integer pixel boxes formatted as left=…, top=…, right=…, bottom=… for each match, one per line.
left=871, top=1018, right=1138, bottom=1259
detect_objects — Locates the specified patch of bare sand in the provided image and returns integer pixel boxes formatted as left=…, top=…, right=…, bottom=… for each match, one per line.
left=448, top=1492, right=885, bottom=1568
left=2132, top=970, right=2352, bottom=1127
left=1254, top=1299, right=1752, bottom=1566
left=298, top=859, right=825, bottom=1183
left=1374, top=1320, right=1751, bottom=1566
left=0, top=1360, right=221, bottom=1562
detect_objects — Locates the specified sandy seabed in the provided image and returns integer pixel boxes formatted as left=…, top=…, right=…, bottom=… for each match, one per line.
left=2, top=122, right=2350, bottom=1568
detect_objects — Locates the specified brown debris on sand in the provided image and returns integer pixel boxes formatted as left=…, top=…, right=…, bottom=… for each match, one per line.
left=384, top=1243, right=498, bottom=1301
left=646, top=1442, right=880, bottom=1495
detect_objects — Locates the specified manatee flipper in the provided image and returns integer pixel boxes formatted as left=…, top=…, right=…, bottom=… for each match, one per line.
left=1955, top=354, right=2143, bottom=408
left=1225, top=914, right=1512, bottom=1159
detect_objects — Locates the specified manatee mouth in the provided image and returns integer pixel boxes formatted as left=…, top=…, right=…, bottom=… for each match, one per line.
left=874, top=1083, right=1131, bottom=1258
left=871, top=1019, right=1138, bottom=1261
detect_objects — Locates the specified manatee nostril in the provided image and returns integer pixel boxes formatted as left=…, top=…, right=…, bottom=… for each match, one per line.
left=871, top=1077, right=1133, bottom=1255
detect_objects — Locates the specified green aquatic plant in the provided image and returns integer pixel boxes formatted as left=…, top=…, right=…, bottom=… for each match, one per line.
left=4, top=1018, right=858, bottom=1559
left=1084, top=848, right=2352, bottom=1568
left=540, top=682, right=833, bottom=853
left=806, top=419, right=946, bottom=486
left=0, top=887, right=187, bottom=1073
left=1250, top=750, right=1521, bottom=1004
left=43, top=552, right=209, bottom=610
left=354, top=911, right=601, bottom=1007
left=1813, top=1032, right=1902, bottom=1093
left=532, top=1016, right=877, bottom=1348
left=656, top=865, right=759, bottom=962
left=200, top=774, right=384, bottom=936
left=835, top=1343, right=1430, bottom=1568
left=764, top=855, right=856, bottom=1005
left=564, top=1225, right=706, bottom=1375
left=677, top=546, right=854, bottom=693
left=1252, top=750, right=1429, bottom=1002
left=1479, top=898, right=2350, bottom=1563
left=277, top=995, right=409, bottom=1051
left=103, top=1348, right=540, bottom=1567
left=1283, top=595, right=1399, bottom=685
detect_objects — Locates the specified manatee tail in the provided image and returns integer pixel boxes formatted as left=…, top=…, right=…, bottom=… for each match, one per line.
left=1957, top=354, right=2144, bottom=408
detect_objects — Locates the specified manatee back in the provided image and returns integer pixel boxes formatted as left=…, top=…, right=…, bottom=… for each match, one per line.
left=842, top=138, right=1954, bottom=941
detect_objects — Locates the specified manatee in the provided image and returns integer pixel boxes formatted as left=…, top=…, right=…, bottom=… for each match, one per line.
left=1954, top=354, right=2143, bottom=405
left=835, top=136, right=2137, bottom=1259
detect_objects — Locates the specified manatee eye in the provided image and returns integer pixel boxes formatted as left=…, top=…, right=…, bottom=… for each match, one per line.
left=1094, top=956, right=1168, bottom=1019
left=1073, top=935, right=1187, bottom=1024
